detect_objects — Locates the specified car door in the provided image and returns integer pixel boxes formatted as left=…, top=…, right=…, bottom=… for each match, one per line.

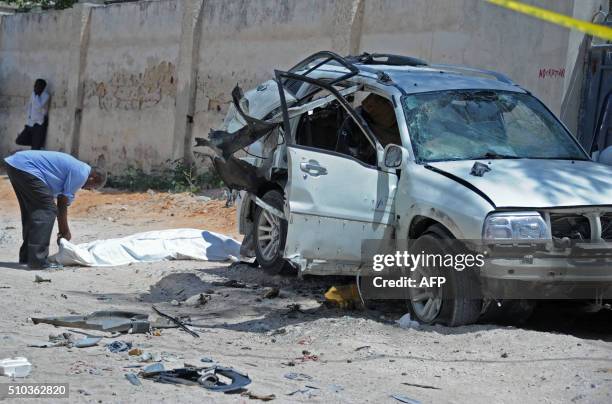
left=272, top=53, right=399, bottom=273
left=283, top=144, right=397, bottom=272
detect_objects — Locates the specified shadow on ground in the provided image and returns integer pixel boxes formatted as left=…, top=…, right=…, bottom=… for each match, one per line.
left=63, top=262, right=612, bottom=341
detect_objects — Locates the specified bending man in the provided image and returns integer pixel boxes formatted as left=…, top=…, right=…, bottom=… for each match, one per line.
left=4, top=150, right=106, bottom=269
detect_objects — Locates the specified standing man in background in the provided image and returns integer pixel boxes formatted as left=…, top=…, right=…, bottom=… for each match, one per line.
left=16, top=79, right=50, bottom=150
left=3, top=150, right=106, bottom=269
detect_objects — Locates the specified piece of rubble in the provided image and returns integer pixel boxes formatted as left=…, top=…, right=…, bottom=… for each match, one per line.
left=263, top=287, right=280, bottom=299
left=106, top=341, right=132, bottom=353
left=34, top=275, right=51, bottom=283
left=125, top=373, right=141, bottom=386
left=0, top=357, right=32, bottom=378
left=74, top=336, right=102, bottom=348
left=396, top=313, right=419, bottom=329
left=241, top=391, right=276, bottom=401
left=184, top=293, right=211, bottom=307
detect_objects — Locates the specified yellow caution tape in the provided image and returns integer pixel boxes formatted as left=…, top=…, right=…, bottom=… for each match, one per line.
left=486, top=0, right=612, bottom=41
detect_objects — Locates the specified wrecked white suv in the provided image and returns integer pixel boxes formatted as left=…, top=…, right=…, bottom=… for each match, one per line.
left=197, top=51, right=612, bottom=326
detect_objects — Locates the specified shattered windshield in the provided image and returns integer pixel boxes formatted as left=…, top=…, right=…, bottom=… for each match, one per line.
left=402, top=90, right=588, bottom=162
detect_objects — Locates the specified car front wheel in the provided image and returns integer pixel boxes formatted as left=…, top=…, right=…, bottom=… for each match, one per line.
left=253, top=190, right=292, bottom=275
left=407, top=225, right=482, bottom=326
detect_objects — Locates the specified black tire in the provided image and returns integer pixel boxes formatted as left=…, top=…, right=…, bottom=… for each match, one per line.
left=406, top=225, right=482, bottom=326
left=253, top=190, right=292, bottom=275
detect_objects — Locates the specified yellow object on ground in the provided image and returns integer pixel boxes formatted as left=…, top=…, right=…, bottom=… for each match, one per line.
left=324, top=284, right=361, bottom=309
left=486, top=0, right=612, bottom=41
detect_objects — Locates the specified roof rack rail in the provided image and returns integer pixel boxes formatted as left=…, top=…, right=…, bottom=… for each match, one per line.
left=347, top=52, right=428, bottom=67
left=429, top=64, right=515, bottom=85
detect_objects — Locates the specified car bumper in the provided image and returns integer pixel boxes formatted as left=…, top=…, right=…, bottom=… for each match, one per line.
left=479, top=257, right=612, bottom=299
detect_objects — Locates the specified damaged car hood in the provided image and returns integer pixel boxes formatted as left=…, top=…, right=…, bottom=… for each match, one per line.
left=426, top=159, right=612, bottom=208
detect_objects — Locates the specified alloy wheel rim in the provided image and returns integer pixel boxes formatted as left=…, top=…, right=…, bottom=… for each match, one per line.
left=257, top=209, right=280, bottom=261
left=409, top=266, right=443, bottom=323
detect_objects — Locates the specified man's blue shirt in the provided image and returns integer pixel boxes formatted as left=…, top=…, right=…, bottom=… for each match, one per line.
left=4, top=151, right=91, bottom=204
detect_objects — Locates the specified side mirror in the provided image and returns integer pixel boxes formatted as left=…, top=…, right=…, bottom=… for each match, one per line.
left=383, top=144, right=405, bottom=169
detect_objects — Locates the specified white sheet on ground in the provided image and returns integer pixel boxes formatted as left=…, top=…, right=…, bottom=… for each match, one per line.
left=50, top=229, right=241, bottom=267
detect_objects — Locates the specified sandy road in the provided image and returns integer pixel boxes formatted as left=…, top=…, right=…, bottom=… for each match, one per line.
left=0, top=175, right=611, bottom=403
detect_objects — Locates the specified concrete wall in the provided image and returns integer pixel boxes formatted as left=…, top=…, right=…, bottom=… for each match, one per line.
left=79, top=0, right=183, bottom=171
left=0, top=0, right=608, bottom=172
left=0, top=10, right=73, bottom=155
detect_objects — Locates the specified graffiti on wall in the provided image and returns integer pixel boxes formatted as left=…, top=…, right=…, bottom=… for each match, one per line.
left=84, top=61, right=176, bottom=110
left=538, top=68, right=565, bottom=79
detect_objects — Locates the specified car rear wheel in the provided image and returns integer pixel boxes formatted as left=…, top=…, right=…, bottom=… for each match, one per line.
left=253, top=190, right=292, bottom=275
left=407, top=225, right=482, bottom=326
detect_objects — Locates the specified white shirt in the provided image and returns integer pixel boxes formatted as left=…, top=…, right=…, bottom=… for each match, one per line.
left=26, top=90, right=49, bottom=127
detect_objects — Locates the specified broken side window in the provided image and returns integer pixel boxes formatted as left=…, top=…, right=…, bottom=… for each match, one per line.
left=294, top=86, right=377, bottom=166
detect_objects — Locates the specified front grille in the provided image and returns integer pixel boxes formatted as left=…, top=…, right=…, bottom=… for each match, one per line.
left=548, top=211, right=612, bottom=247
left=550, top=214, right=591, bottom=241
left=602, top=214, right=612, bottom=241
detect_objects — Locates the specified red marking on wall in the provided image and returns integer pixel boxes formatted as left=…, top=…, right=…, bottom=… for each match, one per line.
left=538, top=68, right=565, bottom=79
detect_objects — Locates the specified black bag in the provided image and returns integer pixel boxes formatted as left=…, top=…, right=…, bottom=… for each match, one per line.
left=16, top=126, right=33, bottom=146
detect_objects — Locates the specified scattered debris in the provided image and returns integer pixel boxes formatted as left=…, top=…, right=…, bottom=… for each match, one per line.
left=391, top=394, right=421, bottom=404
left=0, top=357, right=32, bottom=378
left=141, top=363, right=165, bottom=376
left=396, top=313, right=420, bottom=329
left=241, top=391, right=276, bottom=401
left=152, top=306, right=199, bottom=338
left=287, top=385, right=320, bottom=398
left=355, top=345, right=371, bottom=351
left=142, top=365, right=251, bottom=392
left=184, top=293, right=211, bottom=307
left=31, top=311, right=150, bottom=334
left=297, top=336, right=312, bottom=345
left=270, top=328, right=286, bottom=336
left=125, top=373, right=142, bottom=386
left=74, top=336, right=103, bottom=348
left=470, top=161, right=491, bottom=177
left=34, top=275, right=51, bottom=283
left=138, top=352, right=162, bottom=363
left=263, top=287, right=280, bottom=299
left=212, top=279, right=247, bottom=288
left=284, top=304, right=304, bottom=316
left=401, top=382, right=440, bottom=390
left=29, top=332, right=74, bottom=348
left=284, top=372, right=312, bottom=381
left=107, top=341, right=132, bottom=353
left=324, top=284, right=361, bottom=309
left=295, top=352, right=319, bottom=362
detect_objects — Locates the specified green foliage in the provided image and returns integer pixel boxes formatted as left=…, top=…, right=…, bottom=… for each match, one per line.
left=107, top=159, right=224, bottom=193
left=4, top=0, right=78, bottom=11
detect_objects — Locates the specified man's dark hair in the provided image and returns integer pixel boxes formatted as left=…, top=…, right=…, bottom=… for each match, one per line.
left=34, top=79, right=47, bottom=90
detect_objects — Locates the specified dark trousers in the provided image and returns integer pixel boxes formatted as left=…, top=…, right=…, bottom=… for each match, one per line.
left=6, top=165, right=57, bottom=267
left=30, top=124, right=46, bottom=150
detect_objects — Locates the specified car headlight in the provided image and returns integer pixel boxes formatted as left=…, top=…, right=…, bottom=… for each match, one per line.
left=483, top=212, right=548, bottom=243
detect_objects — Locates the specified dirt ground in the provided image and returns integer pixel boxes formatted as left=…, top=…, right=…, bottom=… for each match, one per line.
left=0, top=175, right=611, bottom=404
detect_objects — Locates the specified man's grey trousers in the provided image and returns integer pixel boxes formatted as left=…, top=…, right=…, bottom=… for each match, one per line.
left=6, top=164, right=56, bottom=267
